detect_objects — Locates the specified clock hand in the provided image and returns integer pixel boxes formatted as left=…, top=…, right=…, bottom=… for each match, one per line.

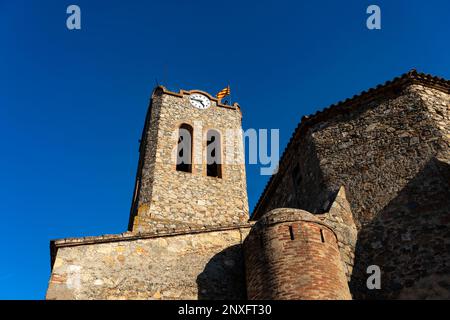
left=192, top=99, right=205, bottom=107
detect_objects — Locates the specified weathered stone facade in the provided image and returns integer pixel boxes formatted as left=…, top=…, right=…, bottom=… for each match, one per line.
left=253, top=70, right=450, bottom=299
left=47, top=70, right=449, bottom=300
left=128, top=87, right=249, bottom=232
left=47, top=87, right=254, bottom=300
left=46, top=226, right=251, bottom=300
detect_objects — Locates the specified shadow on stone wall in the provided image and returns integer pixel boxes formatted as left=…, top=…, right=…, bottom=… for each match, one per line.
left=259, top=133, right=337, bottom=216
left=350, top=157, right=450, bottom=299
left=196, top=244, right=247, bottom=300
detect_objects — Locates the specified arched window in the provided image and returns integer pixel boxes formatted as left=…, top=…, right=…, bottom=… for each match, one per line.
left=176, top=124, right=193, bottom=173
left=206, top=129, right=222, bottom=178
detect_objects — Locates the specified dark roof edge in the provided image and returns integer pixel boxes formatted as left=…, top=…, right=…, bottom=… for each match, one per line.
left=251, top=69, right=450, bottom=220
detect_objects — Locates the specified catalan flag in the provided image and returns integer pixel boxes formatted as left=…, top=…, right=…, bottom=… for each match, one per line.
left=216, top=85, right=231, bottom=100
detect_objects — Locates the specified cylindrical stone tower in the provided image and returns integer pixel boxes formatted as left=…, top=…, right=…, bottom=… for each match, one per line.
left=243, top=208, right=351, bottom=300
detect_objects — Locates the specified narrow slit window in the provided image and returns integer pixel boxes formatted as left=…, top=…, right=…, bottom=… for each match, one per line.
left=206, top=129, right=222, bottom=178
left=320, top=229, right=325, bottom=243
left=176, top=124, right=193, bottom=173
left=289, top=225, right=295, bottom=240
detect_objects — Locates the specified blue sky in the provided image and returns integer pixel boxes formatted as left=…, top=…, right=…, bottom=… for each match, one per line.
left=0, top=0, right=449, bottom=299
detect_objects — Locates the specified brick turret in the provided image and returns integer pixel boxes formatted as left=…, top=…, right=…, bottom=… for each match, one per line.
left=244, top=208, right=351, bottom=300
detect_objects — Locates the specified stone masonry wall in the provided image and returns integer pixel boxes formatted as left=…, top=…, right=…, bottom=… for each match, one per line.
left=317, top=187, right=358, bottom=282
left=46, top=227, right=251, bottom=300
left=310, top=84, right=450, bottom=299
left=311, top=84, right=449, bottom=228
left=418, top=85, right=450, bottom=163
left=129, top=88, right=249, bottom=232
left=252, top=81, right=450, bottom=299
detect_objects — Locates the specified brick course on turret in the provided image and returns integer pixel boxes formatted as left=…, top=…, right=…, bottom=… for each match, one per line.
left=244, top=208, right=351, bottom=300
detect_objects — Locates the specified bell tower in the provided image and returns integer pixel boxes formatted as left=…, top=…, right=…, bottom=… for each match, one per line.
left=128, top=86, right=249, bottom=232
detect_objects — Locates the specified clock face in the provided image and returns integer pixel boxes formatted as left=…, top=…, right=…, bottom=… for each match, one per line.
left=189, top=93, right=211, bottom=110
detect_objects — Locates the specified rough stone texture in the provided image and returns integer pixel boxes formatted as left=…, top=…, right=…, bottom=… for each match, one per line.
left=244, top=208, right=351, bottom=300
left=46, top=71, right=449, bottom=300
left=128, top=87, right=249, bottom=232
left=318, top=187, right=357, bottom=281
left=46, top=227, right=251, bottom=300
left=46, top=86, right=253, bottom=300
left=252, top=71, right=450, bottom=299
left=397, top=274, right=450, bottom=299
